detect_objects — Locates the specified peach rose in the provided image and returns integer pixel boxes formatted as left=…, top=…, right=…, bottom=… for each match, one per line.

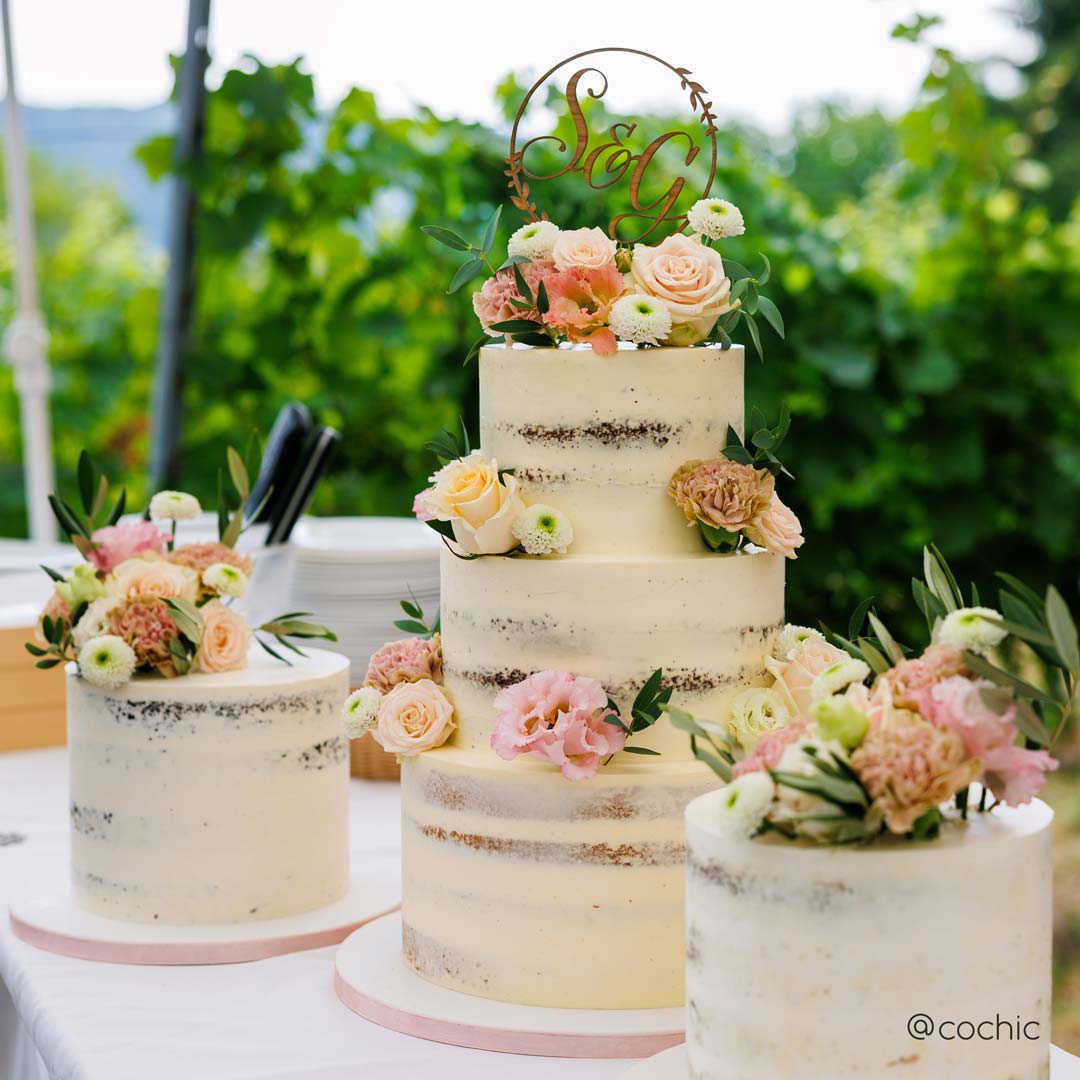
left=194, top=599, right=250, bottom=674
left=551, top=226, right=618, bottom=272
left=766, top=636, right=851, bottom=717
left=424, top=451, right=526, bottom=555
left=745, top=494, right=805, bottom=559
left=629, top=233, right=735, bottom=343
left=108, top=555, right=199, bottom=603
left=373, top=678, right=455, bottom=756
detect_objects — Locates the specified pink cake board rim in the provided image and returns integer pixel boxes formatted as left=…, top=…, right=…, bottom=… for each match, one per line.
left=9, top=871, right=400, bottom=966
left=620, top=1043, right=1080, bottom=1078
left=334, top=912, right=685, bottom=1059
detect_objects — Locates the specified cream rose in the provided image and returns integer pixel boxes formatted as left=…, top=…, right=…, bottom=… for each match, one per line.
left=108, top=555, right=199, bottom=603
left=425, top=452, right=526, bottom=555
left=373, top=678, right=455, bottom=756
left=765, top=636, right=851, bottom=718
left=629, top=233, right=735, bottom=343
left=551, top=226, right=618, bottom=272
left=194, top=599, right=250, bottom=674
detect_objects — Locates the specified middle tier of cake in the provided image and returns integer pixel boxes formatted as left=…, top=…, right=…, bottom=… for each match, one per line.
left=440, top=544, right=785, bottom=759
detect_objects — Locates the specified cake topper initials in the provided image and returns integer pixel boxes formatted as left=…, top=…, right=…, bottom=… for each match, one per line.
left=506, top=48, right=718, bottom=244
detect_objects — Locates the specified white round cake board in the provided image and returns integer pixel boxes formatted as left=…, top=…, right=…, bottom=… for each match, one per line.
left=9, top=872, right=399, bottom=966
left=620, top=1042, right=1080, bottom=1078
left=334, top=913, right=685, bottom=1058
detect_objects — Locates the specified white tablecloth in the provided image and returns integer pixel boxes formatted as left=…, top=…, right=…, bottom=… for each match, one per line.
left=0, top=748, right=636, bottom=1080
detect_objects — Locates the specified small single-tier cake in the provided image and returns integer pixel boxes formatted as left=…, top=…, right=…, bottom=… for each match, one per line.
left=685, top=789, right=1054, bottom=1079
left=67, top=646, right=350, bottom=924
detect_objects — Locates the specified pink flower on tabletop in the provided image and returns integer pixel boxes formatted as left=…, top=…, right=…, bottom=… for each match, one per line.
left=731, top=720, right=808, bottom=777
left=542, top=263, right=625, bottom=355
left=551, top=226, right=618, bottom=272
left=744, top=493, right=805, bottom=560
left=876, top=645, right=968, bottom=710
left=412, top=489, right=435, bottom=522
left=765, top=637, right=850, bottom=718
left=374, top=679, right=455, bottom=756
left=169, top=542, right=254, bottom=577
left=364, top=633, right=443, bottom=693
left=194, top=599, right=251, bottom=674
left=491, top=669, right=624, bottom=781
left=472, top=259, right=556, bottom=338
left=109, top=597, right=178, bottom=673
left=88, top=520, right=169, bottom=573
left=668, top=458, right=774, bottom=534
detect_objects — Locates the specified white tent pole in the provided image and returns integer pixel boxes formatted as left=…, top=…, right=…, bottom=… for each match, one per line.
left=1, top=0, right=56, bottom=542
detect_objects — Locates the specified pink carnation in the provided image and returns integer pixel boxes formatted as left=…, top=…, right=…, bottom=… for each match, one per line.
left=364, top=634, right=443, bottom=694
left=491, top=669, right=625, bottom=781
left=168, top=542, right=253, bottom=576
left=541, top=263, right=625, bottom=355
left=876, top=645, right=968, bottom=710
left=109, top=597, right=178, bottom=673
left=732, top=720, right=808, bottom=777
left=472, top=259, right=556, bottom=337
left=89, top=520, right=169, bottom=573
left=913, top=675, right=1058, bottom=806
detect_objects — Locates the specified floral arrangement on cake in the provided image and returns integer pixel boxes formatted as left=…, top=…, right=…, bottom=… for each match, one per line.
left=668, top=547, right=1078, bottom=843
left=670, top=404, right=804, bottom=560
left=411, top=424, right=574, bottom=558
left=27, top=449, right=335, bottom=689
left=423, top=201, right=784, bottom=361
left=341, top=593, right=457, bottom=756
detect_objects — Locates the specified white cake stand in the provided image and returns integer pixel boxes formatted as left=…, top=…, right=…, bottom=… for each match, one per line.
left=334, top=913, right=685, bottom=1058
left=9, top=872, right=399, bottom=965
left=621, top=1043, right=1080, bottom=1078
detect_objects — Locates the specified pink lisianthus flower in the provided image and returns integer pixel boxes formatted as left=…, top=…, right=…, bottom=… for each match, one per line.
left=912, top=675, right=1058, bottom=806
left=89, top=520, right=169, bottom=573
left=731, top=720, right=808, bottom=777
left=472, top=259, right=556, bottom=338
left=491, top=669, right=624, bottom=781
left=541, top=263, right=625, bottom=355
left=412, top=489, right=435, bottom=522
left=364, top=634, right=443, bottom=694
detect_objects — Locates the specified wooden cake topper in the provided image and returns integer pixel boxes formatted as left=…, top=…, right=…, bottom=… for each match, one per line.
left=506, top=47, right=718, bottom=244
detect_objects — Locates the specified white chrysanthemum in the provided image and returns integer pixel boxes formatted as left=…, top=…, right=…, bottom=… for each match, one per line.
left=773, top=624, right=825, bottom=660
left=609, top=293, right=673, bottom=346
left=810, top=657, right=871, bottom=701
left=78, top=634, right=136, bottom=689
left=714, top=772, right=776, bottom=840
left=511, top=504, right=574, bottom=556
left=149, top=490, right=201, bottom=521
left=933, top=606, right=1008, bottom=656
left=507, top=220, right=561, bottom=261
left=71, top=597, right=119, bottom=653
left=687, top=198, right=746, bottom=240
left=203, top=562, right=248, bottom=598
left=727, top=686, right=791, bottom=752
left=342, top=687, right=382, bottom=739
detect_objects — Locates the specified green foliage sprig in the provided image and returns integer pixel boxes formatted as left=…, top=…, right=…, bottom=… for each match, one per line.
left=722, top=402, right=793, bottom=479
left=217, top=439, right=271, bottom=549
left=24, top=607, right=86, bottom=669
left=603, top=668, right=672, bottom=757
left=394, top=590, right=440, bottom=638
left=701, top=253, right=785, bottom=362
left=255, top=611, right=338, bottom=665
left=664, top=703, right=738, bottom=781
left=46, top=450, right=127, bottom=558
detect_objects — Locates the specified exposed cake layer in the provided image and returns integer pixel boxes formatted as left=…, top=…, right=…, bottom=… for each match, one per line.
left=480, top=344, right=744, bottom=556
left=685, top=790, right=1054, bottom=1079
left=401, top=746, right=718, bottom=1008
left=441, top=545, right=784, bottom=759
left=67, top=647, right=351, bottom=925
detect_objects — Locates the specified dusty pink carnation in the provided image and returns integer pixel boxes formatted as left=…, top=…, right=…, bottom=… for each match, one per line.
left=168, top=542, right=253, bottom=577
left=541, top=263, right=625, bottom=355
left=89, top=520, right=169, bottom=573
left=876, top=645, right=968, bottom=710
left=745, top=493, right=805, bottom=559
left=669, top=458, right=774, bottom=533
left=912, top=675, right=1058, bottom=806
left=364, top=634, right=443, bottom=694
left=109, top=597, right=178, bottom=673
left=491, top=669, right=625, bottom=781
left=850, top=713, right=982, bottom=834
left=472, top=259, right=556, bottom=337
left=731, top=720, right=808, bottom=777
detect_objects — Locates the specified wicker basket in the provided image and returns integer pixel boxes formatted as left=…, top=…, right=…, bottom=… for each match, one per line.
left=349, top=731, right=400, bottom=782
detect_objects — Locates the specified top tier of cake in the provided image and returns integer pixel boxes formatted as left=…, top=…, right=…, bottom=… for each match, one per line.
left=480, top=343, right=744, bottom=556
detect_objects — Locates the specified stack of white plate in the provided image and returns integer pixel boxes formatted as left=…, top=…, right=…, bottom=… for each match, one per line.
left=288, top=517, right=442, bottom=684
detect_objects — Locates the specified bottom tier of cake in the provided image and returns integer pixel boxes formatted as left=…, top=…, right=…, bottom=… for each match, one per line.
left=685, top=789, right=1054, bottom=1080
left=400, top=747, right=718, bottom=1009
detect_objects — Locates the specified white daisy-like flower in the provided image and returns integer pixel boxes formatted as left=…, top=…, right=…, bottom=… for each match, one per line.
left=507, top=220, right=561, bottom=261
left=609, top=293, right=673, bottom=346
left=810, top=657, right=871, bottom=701
left=933, top=606, right=1008, bottom=656
left=78, top=634, right=136, bottom=689
left=713, top=772, right=776, bottom=840
left=71, top=597, right=120, bottom=653
left=687, top=198, right=746, bottom=240
left=203, top=562, right=248, bottom=598
left=773, top=624, right=825, bottom=660
left=342, top=686, right=382, bottom=739
left=511, top=504, right=574, bottom=556
left=149, top=490, right=201, bottom=521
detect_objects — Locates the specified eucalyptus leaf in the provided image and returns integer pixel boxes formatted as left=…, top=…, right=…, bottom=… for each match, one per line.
left=743, top=312, right=763, bottom=361
left=447, top=257, right=485, bottom=294
left=848, top=595, right=875, bottom=639
left=867, top=611, right=904, bottom=665
left=227, top=446, right=250, bottom=499
left=480, top=204, right=502, bottom=257
left=856, top=637, right=891, bottom=676
left=77, top=451, right=97, bottom=518
left=756, top=295, right=785, bottom=338
left=622, top=746, right=661, bottom=756
left=394, top=619, right=429, bottom=635
left=420, top=225, right=470, bottom=251
left=963, top=651, right=1060, bottom=707
left=105, top=488, right=127, bottom=526
left=513, top=262, right=533, bottom=306
left=1045, top=586, right=1079, bottom=673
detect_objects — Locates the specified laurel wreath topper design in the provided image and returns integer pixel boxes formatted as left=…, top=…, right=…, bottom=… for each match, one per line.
left=505, top=48, right=719, bottom=244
